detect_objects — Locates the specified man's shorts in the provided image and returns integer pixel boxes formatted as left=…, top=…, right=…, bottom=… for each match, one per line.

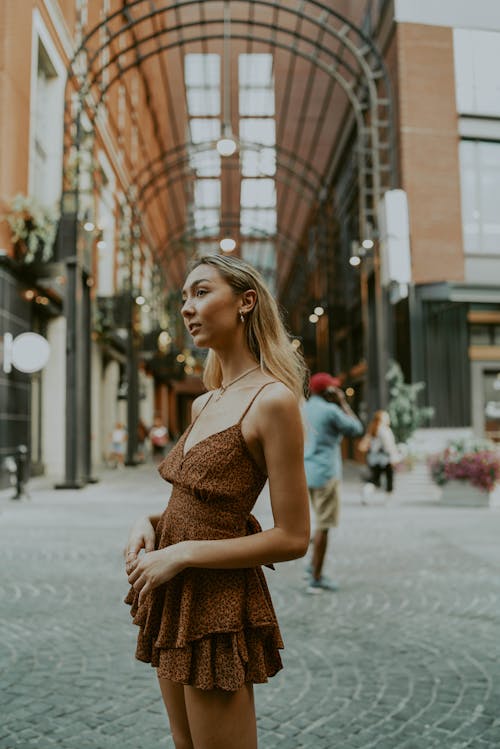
left=309, top=477, right=340, bottom=530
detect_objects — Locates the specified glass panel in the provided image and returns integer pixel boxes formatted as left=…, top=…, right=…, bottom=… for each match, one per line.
left=241, top=179, right=276, bottom=208
left=189, top=149, right=221, bottom=177
left=241, top=146, right=276, bottom=177
left=469, top=325, right=491, bottom=345
left=239, top=88, right=275, bottom=116
left=460, top=140, right=500, bottom=254
left=186, top=88, right=220, bottom=116
left=453, top=29, right=500, bottom=116
left=184, top=54, right=220, bottom=87
left=240, top=208, right=277, bottom=236
left=190, top=118, right=221, bottom=144
left=239, top=54, right=273, bottom=87
left=484, top=371, right=500, bottom=442
left=194, top=179, right=221, bottom=208
left=240, top=119, right=276, bottom=146
left=193, top=208, right=219, bottom=236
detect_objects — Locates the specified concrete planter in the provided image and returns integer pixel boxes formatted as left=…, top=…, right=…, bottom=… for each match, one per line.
left=439, top=480, right=500, bottom=508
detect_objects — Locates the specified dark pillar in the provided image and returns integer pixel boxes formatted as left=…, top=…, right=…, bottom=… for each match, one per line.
left=82, top=273, right=98, bottom=483
left=56, top=255, right=84, bottom=488
left=125, top=294, right=139, bottom=466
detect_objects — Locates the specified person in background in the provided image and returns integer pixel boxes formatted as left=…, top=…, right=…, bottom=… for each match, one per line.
left=149, top=415, right=169, bottom=463
left=137, top=418, right=149, bottom=463
left=361, top=410, right=401, bottom=502
left=110, top=422, right=127, bottom=467
left=303, top=372, right=364, bottom=593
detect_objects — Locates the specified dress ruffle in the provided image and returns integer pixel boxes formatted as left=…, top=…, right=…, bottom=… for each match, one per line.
left=135, top=626, right=283, bottom=691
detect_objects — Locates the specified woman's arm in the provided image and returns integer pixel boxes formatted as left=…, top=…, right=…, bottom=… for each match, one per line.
left=128, top=384, right=310, bottom=604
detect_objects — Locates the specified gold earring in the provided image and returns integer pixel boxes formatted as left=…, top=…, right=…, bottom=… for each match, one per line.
left=239, top=310, right=245, bottom=323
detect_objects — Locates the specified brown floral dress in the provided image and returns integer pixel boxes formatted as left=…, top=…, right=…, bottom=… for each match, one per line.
left=125, top=382, right=284, bottom=691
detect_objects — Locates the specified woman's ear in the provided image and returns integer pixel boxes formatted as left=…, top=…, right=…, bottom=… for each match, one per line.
left=240, top=289, right=257, bottom=314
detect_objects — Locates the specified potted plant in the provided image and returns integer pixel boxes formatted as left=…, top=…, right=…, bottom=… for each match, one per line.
left=428, top=438, right=500, bottom=507
left=2, top=194, right=58, bottom=264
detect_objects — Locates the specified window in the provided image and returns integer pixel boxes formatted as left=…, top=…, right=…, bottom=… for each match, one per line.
left=185, top=55, right=221, bottom=236
left=459, top=140, right=500, bottom=254
left=239, top=54, right=275, bottom=116
left=185, top=54, right=220, bottom=116
left=32, top=38, right=64, bottom=207
left=454, top=29, right=500, bottom=116
left=241, top=240, right=276, bottom=292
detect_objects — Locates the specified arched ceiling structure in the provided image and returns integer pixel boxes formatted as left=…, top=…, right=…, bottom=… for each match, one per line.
left=63, top=0, right=395, bottom=293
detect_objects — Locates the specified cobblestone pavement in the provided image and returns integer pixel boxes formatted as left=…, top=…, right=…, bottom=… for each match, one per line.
left=1, top=464, right=499, bottom=749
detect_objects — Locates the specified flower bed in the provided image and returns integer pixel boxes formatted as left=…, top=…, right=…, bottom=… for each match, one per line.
left=428, top=438, right=500, bottom=493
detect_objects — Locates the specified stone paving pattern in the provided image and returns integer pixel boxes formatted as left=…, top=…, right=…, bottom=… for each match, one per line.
left=1, top=463, right=499, bottom=749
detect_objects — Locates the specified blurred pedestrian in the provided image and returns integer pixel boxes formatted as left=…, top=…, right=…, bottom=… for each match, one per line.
left=303, top=372, right=363, bottom=593
left=110, top=422, right=127, bottom=467
left=124, top=253, right=309, bottom=749
left=361, top=410, right=401, bottom=502
left=137, top=418, right=149, bottom=462
left=149, top=415, right=169, bottom=462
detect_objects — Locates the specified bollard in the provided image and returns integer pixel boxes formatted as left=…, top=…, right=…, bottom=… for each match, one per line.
left=12, top=444, right=29, bottom=500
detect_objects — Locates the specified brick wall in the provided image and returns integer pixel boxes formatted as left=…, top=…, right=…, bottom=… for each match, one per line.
left=397, top=23, right=464, bottom=284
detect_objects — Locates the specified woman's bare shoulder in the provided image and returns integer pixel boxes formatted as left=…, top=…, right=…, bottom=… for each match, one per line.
left=257, top=381, right=301, bottom=421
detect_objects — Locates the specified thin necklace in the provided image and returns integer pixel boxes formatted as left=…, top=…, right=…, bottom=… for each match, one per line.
left=215, top=364, right=260, bottom=401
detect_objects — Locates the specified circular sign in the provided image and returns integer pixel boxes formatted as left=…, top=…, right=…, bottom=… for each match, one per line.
left=11, top=333, right=50, bottom=373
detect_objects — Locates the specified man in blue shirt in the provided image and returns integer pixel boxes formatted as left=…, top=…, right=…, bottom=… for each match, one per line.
left=304, top=372, right=364, bottom=593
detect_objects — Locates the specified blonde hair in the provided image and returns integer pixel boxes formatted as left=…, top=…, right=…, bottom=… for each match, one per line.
left=188, top=254, right=308, bottom=401
left=368, top=410, right=389, bottom=437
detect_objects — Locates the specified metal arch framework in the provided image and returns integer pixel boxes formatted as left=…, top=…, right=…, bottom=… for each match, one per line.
left=62, top=0, right=396, bottom=291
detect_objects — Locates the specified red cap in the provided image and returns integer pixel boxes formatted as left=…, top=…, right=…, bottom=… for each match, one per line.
left=309, top=372, right=342, bottom=394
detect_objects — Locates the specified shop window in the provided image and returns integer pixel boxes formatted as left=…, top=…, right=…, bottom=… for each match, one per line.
left=470, top=324, right=492, bottom=345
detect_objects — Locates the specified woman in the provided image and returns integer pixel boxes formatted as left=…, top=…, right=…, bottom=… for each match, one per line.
left=362, top=410, right=400, bottom=499
left=124, top=254, right=310, bottom=749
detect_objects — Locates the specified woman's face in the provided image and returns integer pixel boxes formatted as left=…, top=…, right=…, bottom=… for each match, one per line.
left=181, top=264, right=241, bottom=349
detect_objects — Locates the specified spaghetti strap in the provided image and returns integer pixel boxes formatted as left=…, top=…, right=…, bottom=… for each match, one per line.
left=191, top=391, right=215, bottom=425
left=238, top=381, right=277, bottom=424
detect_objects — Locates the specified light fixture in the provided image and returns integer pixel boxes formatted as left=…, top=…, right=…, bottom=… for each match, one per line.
left=216, top=135, right=237, bottom=157
left=314, top=306, right=324, bottom=316
left=97, top=240, right=106, bottom=250
left=349, top=255, right=361, bottom=267
left=176, top=353, right=186, bottom=363
left=83, top=221, right=95, bottom=232
left=220, top=237, right=236, bottom=252
left=23, top=289, right=35, bottom=301
left=135, top=295, right=146, bottom=306
left=362, top=239, right=374, bottom=250
left=345, top=387, right=355, bottom=397
left=309, top=313, right=319, bottom=324
left=291, top=339, right=301, bottom=349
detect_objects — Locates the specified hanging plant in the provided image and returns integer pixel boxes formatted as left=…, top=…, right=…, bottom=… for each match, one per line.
left=2, top=194, right=59, bottom=264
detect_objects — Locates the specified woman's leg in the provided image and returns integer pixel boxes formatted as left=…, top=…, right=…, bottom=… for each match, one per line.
left=157, top=677, right=194, bottom=749
left=184, top=683, right=258, bottom=749
left=385, top=463, right=394, bottom=493
left=371, top=465, right=382, bottom=488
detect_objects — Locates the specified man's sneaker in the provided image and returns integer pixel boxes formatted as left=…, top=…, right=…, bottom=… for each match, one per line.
left=306, top=576, right=339, bottom=594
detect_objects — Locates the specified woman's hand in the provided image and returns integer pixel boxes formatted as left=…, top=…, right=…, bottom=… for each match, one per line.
left=124, top=516, right=156, bottom=575
left=127, top=543, right=188, bottom=606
